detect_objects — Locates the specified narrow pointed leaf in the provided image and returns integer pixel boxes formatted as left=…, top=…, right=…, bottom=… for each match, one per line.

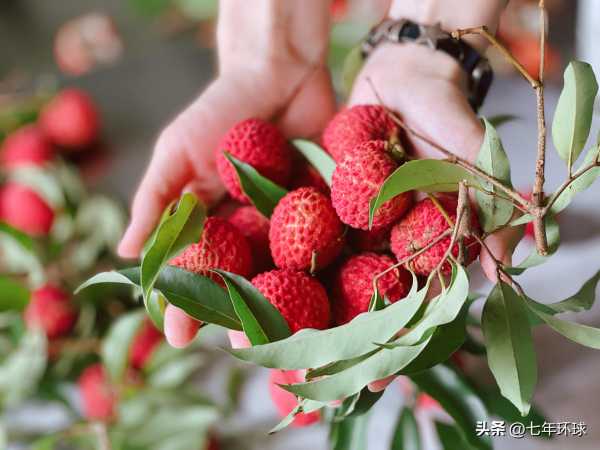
left=330, top=414, right=370, bottom=450
left=223, top=152, right=288, bottom=217
left=292, top=139, right=336, bottom=186
left=435, top=421, right=471, bottom=449
left=0, top=276, right=29, bottom=312
left=528, top=303, right=600, bottom=349
left=391, top=408, right=421, bottom=450
left=506, top=216, right=560, bottom=275
left=101, top=310, right=145, bottom=381
left=482, top=283, right=537, bottom=416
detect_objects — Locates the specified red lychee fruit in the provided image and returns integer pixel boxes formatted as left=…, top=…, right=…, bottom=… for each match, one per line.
left=322, top=105, right=398, bottom=162
left=228, top=206, right=272, bottom=274
left=390, top=196, right=481, bottom=276
left=331, top=140, right=412, bottom=230
left=129, top=319, right=163, bottom=370
left=215, top=118, right=292, bottom=203
left=348, top=225, right=391, bottom=253
left=332, top=252, right=412, bottom=325
left=269, top=369, right=320, bottom=427
left=39, top=88, right=100, bottom=150
left=0, top=183, right=54, bottom=236
left=289, top=159, right=330, bottom=195
left=519, top=190, right=535, bottom=239
left=24, top=284, right=77, bottom=339
left=251, top=269, right=331, bottom=333
left=269, top=187, right=344, bottom=271
left=78, top=363, right=117, bottom=421
left=170, top=216, right=253, bottom=280
left=0, top=125, right=54, bottom=169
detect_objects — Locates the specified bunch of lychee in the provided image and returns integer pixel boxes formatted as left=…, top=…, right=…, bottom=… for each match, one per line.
left=0, top=88, right=100, bottom=237
left=166, top=106, right=482, bottom=426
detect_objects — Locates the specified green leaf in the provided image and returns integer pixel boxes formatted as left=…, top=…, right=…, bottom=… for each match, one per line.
left=401, top=303, right=468, bottom=374
left=369, top=159, right=478, bottom=227
left=527, top=303, right=600, bottom=349
left=78, top=267, right=242, bottom=330
left=543, top=269, right=600, bottom=314
left=486, top=114, right=519, bottom=128
left=411, top=365, right=491, bottom=450
left=0, top=222, right=44, bottom=285
left=367, top=287, right=385, bottom=312
left=482, top=283, right=537, bottom=416
left=391, top=408, right=421, bottom=450
left=147, top=354, right=202, bottom=389
left=345, top=388, right=384, bottom=418
left=146, top=291, right=167, bottom=331
left=506, top=215, right=560, bottom=275
left=292, top=139, right=336, bottom=186
left=552, top=61, right=598, bottom=170
left=141, top=192, right=206, bottom=304
left=341, top=45, right=364, bottom=97
left=9, top=166, right=65, bottom=209
left=101, top=310, right=145, bottom=381
left=281, top=332, right=432, bottom=401
left=214, top=270, right=291, bottom=343
left=435, top=421, right=471, bottom=449
left=223, top=152, right=288, bottom=217
left=548, top=145, right=600, bottom=215
left=0, top=276, right=29, bottom=312
left=230, top=274, right=425, bottom=369
left=329, top=413, right=370, bottom=450
left=475, top=119, right=514, bottom=232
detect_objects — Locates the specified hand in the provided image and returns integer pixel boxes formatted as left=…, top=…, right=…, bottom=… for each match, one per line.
left=117, top=0, right=336, bottom=347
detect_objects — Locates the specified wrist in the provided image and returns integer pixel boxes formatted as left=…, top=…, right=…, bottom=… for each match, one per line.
left=387, top=0, right=507, bottom=52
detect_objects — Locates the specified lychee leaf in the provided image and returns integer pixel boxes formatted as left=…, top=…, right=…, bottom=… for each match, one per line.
left=329, top=412, right=370, bottom=450
left=369, top=160, right=479, bottom=228
left=229, top=273, right=425, bottom=370
left=292, top=139, right=336, bottom=187
left=341, top=45, right=364, bottom=98
left=101, top=310, right=145, bottom=382
left=0, top=276, right=29, bottom=312
left=140, top=192, right=206, bottom=305
left=77, top=267, right=242, bottom=330
left=481, top=282, right=537, bottom=417
left=435, top=421, right=470, bottom=450
left=410, top=365, right=491, bottom=450
left=213, top=270, right=292, bottom=344
left=552, top=61, right=598, bottom=171
left=390, top=408, right=421, bottom=450
left=475, top=119, right=514, bottom=233
left=486, top=114, right=519, bottom=128
left=8, top=166, right=65, bottom=209
left=280, top=331, right=432, bottom=402
left=505, top=215, right=560, bottom=275
left=223, top=152, right=288, bottom=218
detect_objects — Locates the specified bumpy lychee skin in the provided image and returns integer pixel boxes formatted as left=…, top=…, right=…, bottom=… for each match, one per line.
left=215, top=118, right=292, bottom=203
left=0, top=125, right=54, bottom=169
left=390, top=196, right=481, bottom=276
left=228, top=206, right=272, bottom=274
left=78, top=363, right=117, bottom=421
left=331, top=140, right=412, bottom=230
left=322, top=105, right=398, bottom=162
left=333, top=252, right=412, bottom=325
left=39, top=88, right=100, bottom=150
left=251, top=269, right=331, bottom=333
left=348, top=225, right=391, bottom=253
left=170, top=217, right=253, bottom=280
left=24, top=285, right=78, bottom=339
left=129, top=319, right=163, bottom=370
left=289, top=159, right=330, bottom=195
left=0, top=183, right=54, bottom=236
left=269, top=187, right=344, bottom=271
left=269, top=369, right=320, bottom=427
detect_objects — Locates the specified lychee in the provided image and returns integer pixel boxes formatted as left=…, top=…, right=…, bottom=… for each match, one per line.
left=170, top=216, right=253, bottom=280
left=24, top=284, right=77, bottom=339
left=331, top=140, right=412, bottom=230
left=322, top=105, right=398, bottom=162
left=269, top=187, right=344, bottom=271
left=78, top=363, right=117, bottom=421
left=251, top=269, right=331, bottom=333
left=269, top=369, right=320, bottom=427
left=390, top=196, right=481, bottom=276
left=215, top=118, right=292, bottom=203
left=39, top=88, right=100, bottom=150
left=0, top=125, right=54, bottom=169
left=332, top=252, right=412, bottom=325
left=129, top=319, right=163, bottom=370
left=228, top=206, right=272, bottom=273
left=289, top=159, right=329, bottom=195
left=0, top=183, right=54, bottom=236
left=348, top=225, right=391, bottom=253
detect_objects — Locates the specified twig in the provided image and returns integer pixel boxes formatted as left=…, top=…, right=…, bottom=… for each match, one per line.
left=451, top=26, right=540, bottom=89
left=91, top=422, right=112, bottom=450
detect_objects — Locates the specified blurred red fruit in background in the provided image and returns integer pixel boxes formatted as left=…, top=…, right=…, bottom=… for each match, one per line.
left=40, top=89, right=100, bottom=150
left=24, top=285, right=78, bottom=339
left=0, top=125, right=54, bottom=169
left=269, top=370, right=320, bottom=427
left=78, top=363, right=117, bottom=421
left=0, top=183, right=54, bottom=236
left=129, top=319, right=163, bottom=370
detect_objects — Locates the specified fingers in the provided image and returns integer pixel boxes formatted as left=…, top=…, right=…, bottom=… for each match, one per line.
left=368, top=375, right=396, bottom=393
left=164, top=304, right=201, bottom=348
left=227, top=330, right=251, bottom=349
left=480, top=223, right=524, bottom=283
left=118, top=136, right=193, bottom=258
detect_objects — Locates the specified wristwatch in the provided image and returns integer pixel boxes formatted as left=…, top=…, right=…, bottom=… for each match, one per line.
left=361, top=19, right=493, bottom=111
